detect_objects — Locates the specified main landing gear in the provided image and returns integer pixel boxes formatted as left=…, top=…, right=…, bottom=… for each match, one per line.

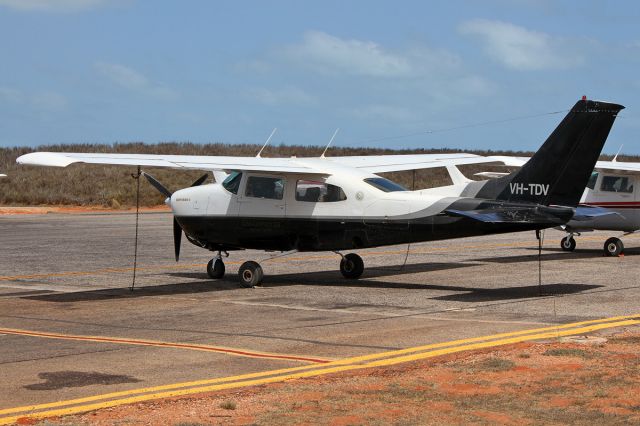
left=206, top=251, right=365, bottom=288
left=560, top=235, right=577, bottom=252
left=603, top=237, right=624, bottom=257
left=560, top=234, right=625, bottom=256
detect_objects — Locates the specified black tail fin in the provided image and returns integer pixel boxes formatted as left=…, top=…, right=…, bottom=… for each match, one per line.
left=479, top=98, right=624, bottom=207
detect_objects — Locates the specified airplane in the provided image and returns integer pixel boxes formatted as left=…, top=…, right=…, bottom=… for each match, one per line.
left=17, top=98, right=623, bottom=287
left=483, top=156, right=640, bottom=256
left=0, top=173, right=6, bottom=178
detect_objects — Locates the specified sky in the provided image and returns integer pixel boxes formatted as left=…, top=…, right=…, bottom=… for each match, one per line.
left=0, top=0, right=639, bottom=154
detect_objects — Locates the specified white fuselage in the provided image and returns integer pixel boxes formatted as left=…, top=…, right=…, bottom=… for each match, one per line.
left=170, top=160, right=467, bottom=222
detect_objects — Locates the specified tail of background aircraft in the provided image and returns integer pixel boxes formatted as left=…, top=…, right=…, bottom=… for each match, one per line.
left=477, top=98, right=624, bottom=207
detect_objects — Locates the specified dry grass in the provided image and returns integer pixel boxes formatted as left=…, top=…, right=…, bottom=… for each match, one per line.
left=2, top=142, right=638, bottom=207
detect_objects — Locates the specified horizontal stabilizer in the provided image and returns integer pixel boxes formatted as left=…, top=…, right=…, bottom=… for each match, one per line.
left=445, top=205, right=574, bottom=225
left=572, top=205, right=622, bottom=221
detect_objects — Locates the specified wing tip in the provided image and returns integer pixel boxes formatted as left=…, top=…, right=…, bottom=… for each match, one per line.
left=16, top=152, right=78, bottom=167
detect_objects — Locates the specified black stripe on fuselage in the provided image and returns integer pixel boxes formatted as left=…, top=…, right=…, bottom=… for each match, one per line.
left=176, top=211, right=550, bottom=252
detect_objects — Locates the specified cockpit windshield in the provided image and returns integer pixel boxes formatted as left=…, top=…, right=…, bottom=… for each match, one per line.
left=222, top=171, right=242, bottom=194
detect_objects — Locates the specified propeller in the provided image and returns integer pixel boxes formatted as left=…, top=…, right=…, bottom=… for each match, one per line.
left=141, top=172, right=172, bottom=198
left=141, top=171, right=210, bottom=262
left=190, top=173, right=209, bottom=187
left=173, top=217, right=182, bottom=262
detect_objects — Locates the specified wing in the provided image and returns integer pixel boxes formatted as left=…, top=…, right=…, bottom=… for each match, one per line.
left=16, top=152, right=317, bottom=174
left=17, top=151, right=509, bottom=175
left=593, top=160, right=640, bottom=174
left=485, top=156, right=640, bottom=175
left=325, top=153, right=499, bottom=173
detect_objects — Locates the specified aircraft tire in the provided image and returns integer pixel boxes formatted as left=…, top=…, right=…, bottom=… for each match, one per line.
left=604, top=237, right=624, bottom=257
left=340, top=253, right=364, bottom=279
left=560, top=236, right=576, bottom=252
left=238, top=261, right=263, bottom=287
left=207, top=258, right=225, bottom=279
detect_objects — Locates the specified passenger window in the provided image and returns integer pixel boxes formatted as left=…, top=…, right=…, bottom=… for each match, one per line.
left=600, top=176, right=633, bottom=193
left=586, top=172, right=598, bottom=190
left=245, top=176, right=285, bottom=200
left=296, top=180, right=347, bottom=202
left=222, top=171, right=242, bottom=194
left=364, top=177, right=408, bottom=192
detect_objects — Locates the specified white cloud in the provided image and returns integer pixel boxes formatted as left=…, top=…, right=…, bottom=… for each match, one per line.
left=458, top=19, right=583, bottom=70
left=0, top=87, right=67, bottom=111
left=0, top=0, right=108, bottom=12
left=0, top=87, right=24, bottom=103
left=95, top=62, right=177, bottom=99
left=282, top=31, right=413, bottom=77
left=244, top=86, right=315, bottom=107
left=32, top=91, right=68, bottom=110
left=245, top=31, right=497, bottom=126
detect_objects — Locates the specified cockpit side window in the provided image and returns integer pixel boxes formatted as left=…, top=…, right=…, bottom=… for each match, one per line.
left=586, top=172, right=599, bottom=190
left=600, top=175, right=633, bottom=193
left=222, top=171, right=242, bottom=194
left=364, top=177, right=408, bottom=192
left=295, top=180, right=347, bottom=202
left=245, top=176, right=285, bottom=200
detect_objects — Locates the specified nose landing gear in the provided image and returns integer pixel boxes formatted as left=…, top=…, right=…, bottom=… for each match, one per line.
left=206, top=251, right=228, bottom=279
left=338, top=253, right=364, bottom=279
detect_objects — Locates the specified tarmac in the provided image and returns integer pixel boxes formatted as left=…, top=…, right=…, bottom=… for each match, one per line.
left=0, top=211, right=639, bottom=418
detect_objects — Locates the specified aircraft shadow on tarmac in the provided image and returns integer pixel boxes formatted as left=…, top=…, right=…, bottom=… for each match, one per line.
left=471, top=251, right=596, bottom=263
left=535, top=246, right=640, bottom=256
left=429, top=283, right=603, bottom=302
left=25, top=261, right=476, bottom=302
left=170, top=261, right=477, bottom=290
left=25, top=259, right=603, bottom=303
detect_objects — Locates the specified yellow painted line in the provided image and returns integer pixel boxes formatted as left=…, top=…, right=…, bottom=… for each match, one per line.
left=0, top=328, right=329, bottom=364
left=2, top=312, right=636, bottom=416
left=1, top=314, right=638, bottom=423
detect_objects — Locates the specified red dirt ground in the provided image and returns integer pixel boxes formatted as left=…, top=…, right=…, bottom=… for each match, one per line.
left=0, top=205, right=169, bottom=215
left=27, top=329, right=640, bottom=425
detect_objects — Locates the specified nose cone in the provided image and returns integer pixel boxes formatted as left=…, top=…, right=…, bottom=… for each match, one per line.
left=170, top=186, right=211, bottom=216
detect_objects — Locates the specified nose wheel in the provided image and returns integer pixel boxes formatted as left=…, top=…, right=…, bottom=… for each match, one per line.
left=339, top=253, right=364, bottom=279
left=206, top=251, right=228, bottom=279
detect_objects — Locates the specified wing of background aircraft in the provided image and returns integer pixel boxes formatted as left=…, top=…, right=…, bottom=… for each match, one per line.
left=16, top=151, right=500, bottom=174
left=485, top=155, right=640, bottom=174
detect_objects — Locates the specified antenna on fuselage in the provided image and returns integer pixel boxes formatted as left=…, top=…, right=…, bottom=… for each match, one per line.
left=256, top=128, right=277, bottom=158
left=320, top=128, right=340, bottom=158
left=612, top=144, right=623, bottom=162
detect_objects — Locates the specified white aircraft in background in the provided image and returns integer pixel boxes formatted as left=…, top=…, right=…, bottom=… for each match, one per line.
left=481, top=157, right=640, bottom=256
left=17, top=98, right=623, bottom=287
left=0, top=173, right=6, bottom=178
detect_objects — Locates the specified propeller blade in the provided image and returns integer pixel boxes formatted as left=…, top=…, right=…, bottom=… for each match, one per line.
left=141, top=172, right=172, bottom=198
left=191, top=173, right=209, bottom=187
left=173, top=217, right=182, bottom=262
